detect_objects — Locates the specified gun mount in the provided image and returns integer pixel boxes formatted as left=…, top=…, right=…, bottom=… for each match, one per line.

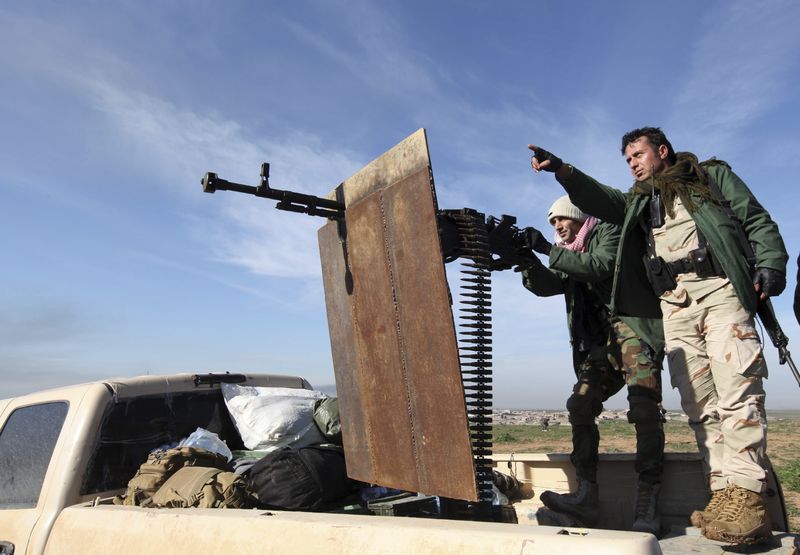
left=201, top=130, right=543, bottom=520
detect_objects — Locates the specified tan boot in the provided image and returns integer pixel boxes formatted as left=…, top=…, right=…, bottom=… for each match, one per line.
left=689, top=487, right=728, bottom=528
left=702, top=485, right=772, bottom=545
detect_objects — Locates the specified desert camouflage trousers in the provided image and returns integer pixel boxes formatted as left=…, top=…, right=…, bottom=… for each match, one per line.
left=662, top=279, right=768, bottom=493
left=569, top=319, right=665, bottom=484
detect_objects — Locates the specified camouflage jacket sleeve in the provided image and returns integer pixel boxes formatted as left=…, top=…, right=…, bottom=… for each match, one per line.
left=556, top=166, right=629, bottom=225
left=548, top=221, right=619, bottom=283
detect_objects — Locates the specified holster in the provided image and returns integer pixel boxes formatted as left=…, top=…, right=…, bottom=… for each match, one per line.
left=643, top=255, right=677, bottom=297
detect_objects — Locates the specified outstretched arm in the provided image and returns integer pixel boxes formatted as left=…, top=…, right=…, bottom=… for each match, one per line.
left=528, top=144, right=628, bottom=225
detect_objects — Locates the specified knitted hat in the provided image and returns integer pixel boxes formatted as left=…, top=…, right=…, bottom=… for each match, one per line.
left=547, top=195, right=587, bottom=224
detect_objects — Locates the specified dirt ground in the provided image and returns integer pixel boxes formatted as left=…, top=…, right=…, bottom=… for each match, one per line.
left=493, top=417, right=800, bottom=532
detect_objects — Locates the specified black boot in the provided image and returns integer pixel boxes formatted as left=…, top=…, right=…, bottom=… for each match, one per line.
left=631, top=481, right=661, bottom=536
left=539, top=478, right=600, bottom=526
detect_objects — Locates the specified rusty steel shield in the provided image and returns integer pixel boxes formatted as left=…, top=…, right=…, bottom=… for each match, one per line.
left=318, top=129, right=478, bottom=501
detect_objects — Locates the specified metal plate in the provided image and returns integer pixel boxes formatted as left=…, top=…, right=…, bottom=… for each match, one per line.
left=318, top=130, right=478, bottom=500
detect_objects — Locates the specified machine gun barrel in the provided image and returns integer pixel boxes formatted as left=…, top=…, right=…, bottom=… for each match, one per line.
left=202, top=163, right=345, bottom=220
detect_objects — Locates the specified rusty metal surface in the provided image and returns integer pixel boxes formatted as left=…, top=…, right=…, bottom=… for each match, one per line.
left=317, top=130, right=478, bottom=500
left=325, top=128, right=432, bottom=207
left=318, top=220, right=373, bottom=480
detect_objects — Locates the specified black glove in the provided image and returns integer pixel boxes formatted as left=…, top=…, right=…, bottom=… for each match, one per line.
left=524, top=227, right=552, bottom=255
left=753, top=267, right=786, bottom=298
left=530, top=146, right=563, bottom=173
left=513, top=258, right=540, bottom=273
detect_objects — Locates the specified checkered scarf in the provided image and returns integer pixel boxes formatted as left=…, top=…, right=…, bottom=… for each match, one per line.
left=555, top=216, right=598, bottom=252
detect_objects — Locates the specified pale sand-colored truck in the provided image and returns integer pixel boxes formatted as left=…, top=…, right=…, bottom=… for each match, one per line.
left=1, top=372, right=666, bottom=555
left=1, top=372, right=796, bottom=555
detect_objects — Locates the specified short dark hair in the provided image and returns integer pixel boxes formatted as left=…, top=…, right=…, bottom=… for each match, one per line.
left=621, top=127, right=676, bottom=164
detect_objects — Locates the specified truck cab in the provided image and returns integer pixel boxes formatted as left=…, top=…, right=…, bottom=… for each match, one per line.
left=0, top=373, right=310, bottom=555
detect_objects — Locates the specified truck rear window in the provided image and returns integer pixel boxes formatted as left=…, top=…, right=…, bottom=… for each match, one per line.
left=81, top=391, right=244, bottom=495
left=0, top=402, right=69, bottom=509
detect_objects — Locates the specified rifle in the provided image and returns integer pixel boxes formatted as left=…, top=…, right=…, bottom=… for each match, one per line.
left=756, top=300, right=800, bottom=385
left=704, top=171, right=800, bottom=387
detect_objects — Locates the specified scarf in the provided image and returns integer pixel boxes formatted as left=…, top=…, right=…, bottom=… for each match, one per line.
left=628, top=152, right=720, bottom=217
left=556, top=216, right=598, bottom=252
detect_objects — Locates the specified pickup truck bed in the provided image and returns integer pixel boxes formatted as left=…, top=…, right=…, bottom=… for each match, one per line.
left=2, top=373, right=797, bottom=555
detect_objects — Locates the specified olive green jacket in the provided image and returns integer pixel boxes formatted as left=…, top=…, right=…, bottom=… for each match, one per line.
left=558, top=163, right=788, bottom=318
left=521, top=221, right=664, bottom=353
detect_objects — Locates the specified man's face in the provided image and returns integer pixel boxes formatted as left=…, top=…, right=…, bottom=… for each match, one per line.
left=551, top=217, right=582, bottom=243
left=624, top=136, right=670, bottom=181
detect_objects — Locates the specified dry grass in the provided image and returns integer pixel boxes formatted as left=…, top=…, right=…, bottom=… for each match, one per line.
left=493, top=416, right=800, bottom=532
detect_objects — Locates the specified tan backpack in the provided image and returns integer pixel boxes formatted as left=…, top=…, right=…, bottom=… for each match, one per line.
left=114, top=446, right=231, bottom=507
left=149, top=466, right=257, bottom=509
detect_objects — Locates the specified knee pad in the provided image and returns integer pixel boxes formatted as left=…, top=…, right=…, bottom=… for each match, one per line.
left=627, top=395, right=662, bottom=425
left=567, top=388, right=603, bottom=425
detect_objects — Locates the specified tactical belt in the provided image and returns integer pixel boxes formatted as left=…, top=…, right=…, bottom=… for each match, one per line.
left=640, top=197, right=725, bottom=296
left=665, top=250, right=726, bottom=278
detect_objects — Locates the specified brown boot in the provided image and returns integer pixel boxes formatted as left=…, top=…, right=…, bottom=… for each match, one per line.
left=689, top=487, right=728, bottom=528
left=702, top=485, right=772, bottom=545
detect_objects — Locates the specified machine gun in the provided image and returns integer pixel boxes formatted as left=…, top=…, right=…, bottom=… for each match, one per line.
left=201, top=160, right=542, bottom=510
left=484, top=215, right=543, bottom=271
left=202, top=163, right=345, bottom=220
left=201, top=164, right=539, bottom=271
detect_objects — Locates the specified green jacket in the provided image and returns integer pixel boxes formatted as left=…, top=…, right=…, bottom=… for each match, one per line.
left=521, top=221, right=664, bottom=353
left=558, top=163, right=788, bottom=318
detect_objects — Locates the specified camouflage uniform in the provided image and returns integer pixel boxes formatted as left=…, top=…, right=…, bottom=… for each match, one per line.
left=571, top=318, right=664, bottom=484
left=657, top=198, right=767, bottom=492
left=557, top=158, right=787, bottom=498
left=522, top=220, right=665, bottom=485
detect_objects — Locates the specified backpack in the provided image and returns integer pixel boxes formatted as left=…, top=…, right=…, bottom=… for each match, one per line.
left=149, top=466, right=257, bottom=509
left=246, top=445, right=352, bottom=510
left=114, top=446, right=231, bottom=507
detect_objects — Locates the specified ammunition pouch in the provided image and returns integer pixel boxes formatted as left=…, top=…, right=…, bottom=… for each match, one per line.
left=643, top=255, right=677, bottom=297
left=643, top=247, right=725, bottom=296
left=666, top=247, right=725, bottom=280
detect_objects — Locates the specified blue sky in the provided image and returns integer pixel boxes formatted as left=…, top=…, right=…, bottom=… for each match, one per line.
left=2, top=0, right=800, bottom=410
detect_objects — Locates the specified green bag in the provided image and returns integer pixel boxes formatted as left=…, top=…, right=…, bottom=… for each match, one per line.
left=313, top=397, right=342, bottom=445
left=114, top=446, right=230, bottom=507
left=150, top=466, right=257, bottom=509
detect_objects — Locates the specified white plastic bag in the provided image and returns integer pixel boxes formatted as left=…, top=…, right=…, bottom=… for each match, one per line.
left=221, top=384, right=326, bottom=451
left=178, top=427, right=233, bottom=461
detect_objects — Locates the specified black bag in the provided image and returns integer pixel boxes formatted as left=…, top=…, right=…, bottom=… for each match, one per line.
left=246, top=445, right=351, bottom=510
